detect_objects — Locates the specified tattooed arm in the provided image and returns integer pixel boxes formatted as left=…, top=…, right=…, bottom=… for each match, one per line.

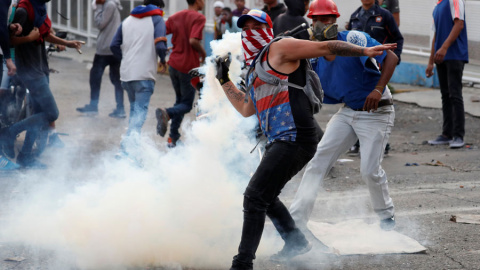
left=269, top=38, right=396, bottom=74
left=221, top=81, right=256, bottom=117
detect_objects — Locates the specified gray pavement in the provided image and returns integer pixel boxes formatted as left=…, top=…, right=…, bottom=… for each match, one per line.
left=0, top=47, right=479, bottom=270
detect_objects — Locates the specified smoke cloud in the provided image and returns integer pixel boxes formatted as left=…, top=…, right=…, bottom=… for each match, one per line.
left=0, top=32, right=275, bottom=269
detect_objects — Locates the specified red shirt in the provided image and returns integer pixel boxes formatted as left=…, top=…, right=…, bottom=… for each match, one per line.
left=166, top=9, right=206, bottom=73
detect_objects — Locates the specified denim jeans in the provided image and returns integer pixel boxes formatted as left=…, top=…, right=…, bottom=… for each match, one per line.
left=9, top=75, right=59, bottom=154
left=121, top=80, right=154, bottom=137
left=166, top=66, right=196, bottom=141
left=232, top=141, right=317, bottom=269
left=436, top=60, right=465, bottom=139
left=89, top=54, right=124, bottom=110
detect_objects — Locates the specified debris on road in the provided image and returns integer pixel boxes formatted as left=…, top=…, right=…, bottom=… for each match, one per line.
left=450, top=215, right=480, bottom=225
left=4, top=257, right=26, bottom=262
left=423, top=160, right=457, bottom=171
left=405, top=162, right=419, bottom=166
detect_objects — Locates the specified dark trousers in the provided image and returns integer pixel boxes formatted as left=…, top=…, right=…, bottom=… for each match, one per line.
left=436, top=60, right=465, bottom=139
left=166, top=66, right=196, bottom=141
left=232, top=141, right=317, bottom=269
left=89, top=54, right=124, bottom=110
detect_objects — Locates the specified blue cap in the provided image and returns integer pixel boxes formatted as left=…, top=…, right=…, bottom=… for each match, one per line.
left=237, top=9, right=273, bottom=29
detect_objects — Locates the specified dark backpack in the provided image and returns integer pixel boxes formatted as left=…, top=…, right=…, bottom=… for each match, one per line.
left=245, top=37, right=324, bottom=114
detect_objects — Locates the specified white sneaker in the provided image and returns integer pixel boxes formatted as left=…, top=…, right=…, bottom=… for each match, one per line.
left=449, top=137, right=464, bottom=148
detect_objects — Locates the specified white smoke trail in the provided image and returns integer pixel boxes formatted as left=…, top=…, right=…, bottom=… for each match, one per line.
left=0, top=32, right=275, bottom=269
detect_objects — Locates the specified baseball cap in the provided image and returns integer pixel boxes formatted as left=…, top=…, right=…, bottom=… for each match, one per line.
left=213, top=1, right=225, bottom=8
left=237, top=9, right=273, bottom=29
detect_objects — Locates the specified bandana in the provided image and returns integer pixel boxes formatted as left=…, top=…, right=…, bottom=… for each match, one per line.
left=241, top=28, right=274, bottom=66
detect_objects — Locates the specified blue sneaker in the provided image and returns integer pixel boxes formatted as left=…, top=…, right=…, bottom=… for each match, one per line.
left=428, top=135, right=452, bottom=145
left=0, top=155, right=20, bottom=170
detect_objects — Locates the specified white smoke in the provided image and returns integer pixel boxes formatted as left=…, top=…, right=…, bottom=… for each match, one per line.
left=0, top=32, right=274, bottom=269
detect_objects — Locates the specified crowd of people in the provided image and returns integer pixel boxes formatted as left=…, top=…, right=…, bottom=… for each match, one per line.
left=0, top=0, right=470, bottom=269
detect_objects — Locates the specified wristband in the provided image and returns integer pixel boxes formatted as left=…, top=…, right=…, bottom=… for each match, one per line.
left=373, top=89, right=382, bottom=95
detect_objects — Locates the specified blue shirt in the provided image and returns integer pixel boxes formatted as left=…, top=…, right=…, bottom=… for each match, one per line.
left=433, top=0, right=468, bottom=62
left=311, top=31, right=386, bottom=110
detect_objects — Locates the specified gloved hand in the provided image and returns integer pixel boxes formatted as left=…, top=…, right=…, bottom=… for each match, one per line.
left=214, top=52, right=231, bottom=85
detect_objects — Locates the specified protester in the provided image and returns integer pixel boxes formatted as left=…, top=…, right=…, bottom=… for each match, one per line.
left=110, top=0, right=167, bottom=159
left=0, top=0, right=21, bottom=84
left=289, top=0, right=398, bottom=234
left=262, top=0, right=286, bottom=23
left=232, top=0, right=249, bottom=17
left=0, top=0, right=21, bottom=170
left=155, top=0, right=206, bottom=148
left=426, top=0, right=468, bottom=149
left=77, top=0, right=125, bottom=118
left=213, top=1, right=224, bottom=40
left=214, top=9, right=396, bottom=270
left=273, top=0, right=311, bottom=40
left=221, top=7, right=242, bottom=34
left=377, top=0, right=400, bottom=26
left=0, top=0, right=82, bottom=168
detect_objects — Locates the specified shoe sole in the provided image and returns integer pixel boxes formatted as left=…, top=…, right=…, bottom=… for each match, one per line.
left=449, top=144, right=464, bottom=148
left=109, top=114, right=126, bottom=118
left=428, top=140, right=451, bottom=145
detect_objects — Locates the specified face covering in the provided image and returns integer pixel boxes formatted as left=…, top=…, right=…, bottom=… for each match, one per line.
left=311, top=21, right=338, bottom=41
left=241, top=28, right=274, bottom=66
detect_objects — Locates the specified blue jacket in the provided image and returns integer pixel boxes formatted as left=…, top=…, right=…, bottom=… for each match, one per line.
left=348, top=4, right=403, bottom=62
left=311, top=31, right=386, bottom=110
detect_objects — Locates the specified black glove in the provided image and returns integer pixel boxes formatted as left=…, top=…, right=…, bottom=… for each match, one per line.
left=215, top=53, right=231, bottom=85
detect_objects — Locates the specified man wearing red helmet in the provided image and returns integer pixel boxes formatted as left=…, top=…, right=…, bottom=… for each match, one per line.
left=289, top=0, right=398, bottom=233
left=214, top=8, right=396, bottom=270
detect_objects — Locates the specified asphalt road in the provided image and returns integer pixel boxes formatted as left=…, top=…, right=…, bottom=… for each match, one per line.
left=0, top=55, right=479, bottom=270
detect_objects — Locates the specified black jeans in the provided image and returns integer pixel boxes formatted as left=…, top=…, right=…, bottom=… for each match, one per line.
left=232, top=141, right=317, bottom=269
left=89, top=54, right=124, bottom=110
left=166, top=66, right=196, bottom=141
left=436, top=60, right=465, bottom=139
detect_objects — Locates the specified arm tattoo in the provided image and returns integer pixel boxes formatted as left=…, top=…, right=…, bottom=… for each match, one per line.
left=327, top=41, right=365, bottom=57
left=224, top=83, right=245, bottom=103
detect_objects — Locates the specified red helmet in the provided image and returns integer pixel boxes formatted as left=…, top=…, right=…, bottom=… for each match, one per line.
left=307, top=0, right=341, bottom=18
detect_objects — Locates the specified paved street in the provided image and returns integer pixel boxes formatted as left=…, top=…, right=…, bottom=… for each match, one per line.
left=0, top=51, right=479, bottom=270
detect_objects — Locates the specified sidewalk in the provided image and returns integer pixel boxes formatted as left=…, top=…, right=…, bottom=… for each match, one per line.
left=54, top=45, right=480, bottom=118
left=392, top=83, right=480, bottom=118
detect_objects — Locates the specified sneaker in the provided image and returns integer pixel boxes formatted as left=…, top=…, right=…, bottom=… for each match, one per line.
left=167, top=137, right=177, bottom=148
left=48, top=132, right=65, bottom=148
left=380, top=215, right=396, bottom=231
left=449, top=137, right=464, bottom=149
left=428, top=135, right=452, bottom=145
left=0, top=155, right=20, bottom=170
left=76, top=104, right=98, bottom=114
left=108, top=108, right=126, bottom=118
left=347, top=145, right=360, bottom=157
left=16, top=152, right=47, bottom=169
left=384, top=143, right=391, bottom=156
left=155, top=108, right=169, bottom=137
left=270, top=241, right=312, bottom=262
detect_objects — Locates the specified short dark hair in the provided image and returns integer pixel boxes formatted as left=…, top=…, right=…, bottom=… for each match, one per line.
left=187, top=0, right=196, bottom=5
left=144, top=0, right=165, bottom=8
left=222, top=7, right=232, bottom=13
